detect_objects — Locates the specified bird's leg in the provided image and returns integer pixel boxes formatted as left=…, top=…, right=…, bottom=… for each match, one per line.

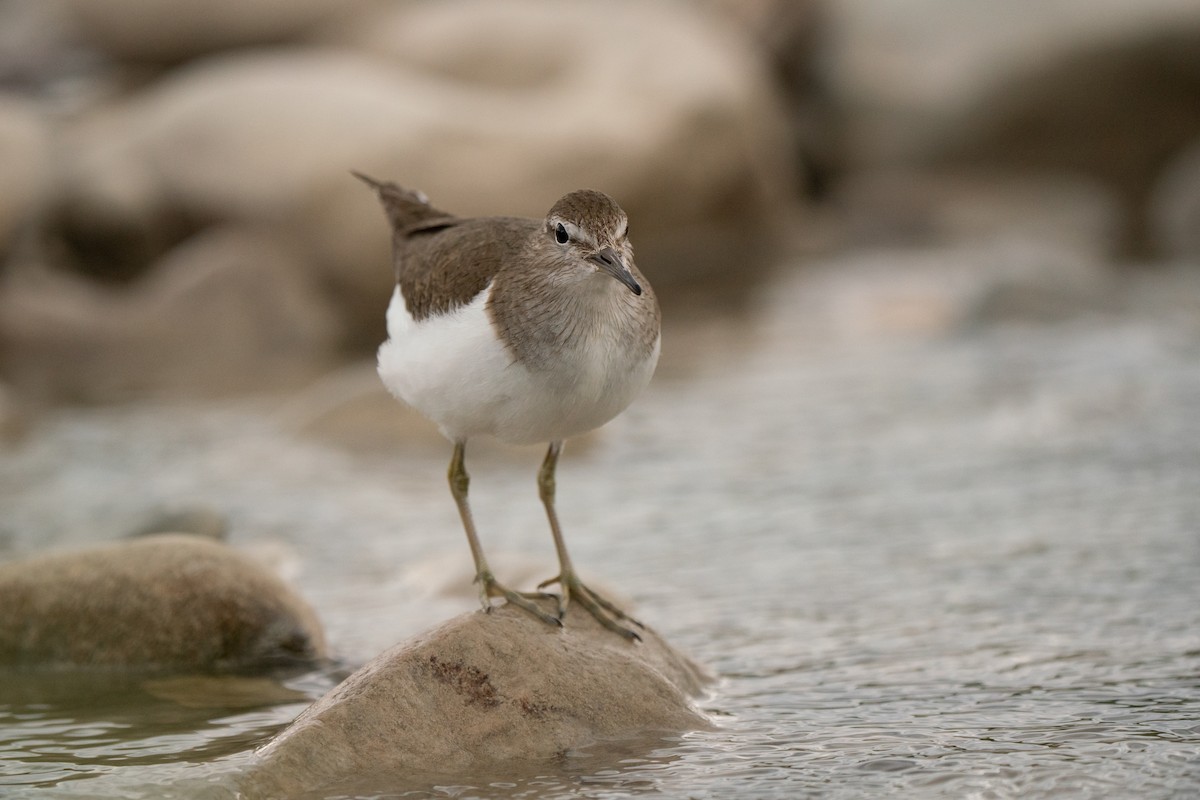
left=448, top=441, right=560, bottom=628
left=536, top=441, right=644, bottom=641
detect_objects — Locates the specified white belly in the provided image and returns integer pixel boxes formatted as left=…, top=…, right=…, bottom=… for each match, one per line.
left=377, top=286, right=659, bottom=444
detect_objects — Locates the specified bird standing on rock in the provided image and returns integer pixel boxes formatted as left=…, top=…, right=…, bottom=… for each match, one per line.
left=356, top=173, right=661, bottom=641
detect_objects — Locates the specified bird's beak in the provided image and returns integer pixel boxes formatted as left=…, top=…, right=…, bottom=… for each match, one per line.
left=588, top=247, right=642, bottom=295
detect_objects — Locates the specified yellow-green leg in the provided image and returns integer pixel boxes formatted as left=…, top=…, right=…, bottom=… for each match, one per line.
left=535, top=440, right=643, bottom=641
left=448, top=440, right=560, bottom=628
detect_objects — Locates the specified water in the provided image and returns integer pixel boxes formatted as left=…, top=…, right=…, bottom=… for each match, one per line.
left=2, top=257, right=1199, bottom=798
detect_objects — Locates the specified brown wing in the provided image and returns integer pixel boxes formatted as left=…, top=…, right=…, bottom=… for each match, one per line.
left=397, top=216, right=538, bottom=321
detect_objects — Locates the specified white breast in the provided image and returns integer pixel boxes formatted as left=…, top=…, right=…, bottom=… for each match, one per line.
left=377, top=285, right=659, bottom=445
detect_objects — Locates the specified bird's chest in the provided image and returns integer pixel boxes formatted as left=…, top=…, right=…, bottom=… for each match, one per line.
left=517, top=302, right=652, bottom=393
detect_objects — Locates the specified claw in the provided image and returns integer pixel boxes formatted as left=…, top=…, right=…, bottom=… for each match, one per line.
left=538, top=572, right=643, bottom=641
left=475, top=570, right=562, bottom=628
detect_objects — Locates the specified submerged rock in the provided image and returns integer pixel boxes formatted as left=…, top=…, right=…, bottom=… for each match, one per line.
left=0, top=534, right=326, bottom=670
left=245, top=601, right=712, bottom=797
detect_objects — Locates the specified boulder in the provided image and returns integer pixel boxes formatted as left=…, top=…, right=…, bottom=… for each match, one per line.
left=1150, top=139, right=1200, bottom=262
left=0, top=94, right=51, bottom=257
left=827, top=0, right=1200, bottom=254
left=0, top=226, right=341, bottom=402
left=829, top=0, right=1200, bottom=163
left=327, top=0, right=795, bottom=288
left=244, top=600, right=712, bottom=797
left=55, top=0, right=794, bottom=345
left=53, top=0, right=372, bottom=63
left=0, top=534, right=327, bottom=670
left=0, top=380, right=27, bottom=445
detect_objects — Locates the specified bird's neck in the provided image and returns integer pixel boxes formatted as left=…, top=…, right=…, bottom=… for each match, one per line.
left=489, top=270, right=656, bottom=371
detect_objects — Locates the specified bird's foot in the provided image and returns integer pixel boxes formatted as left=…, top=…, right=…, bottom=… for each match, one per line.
left=537, top=571, right=643, bottom=642
left=475, top=570, right=562, bottom=629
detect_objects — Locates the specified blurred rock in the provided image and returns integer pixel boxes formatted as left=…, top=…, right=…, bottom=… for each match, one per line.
left=965, top=262, right=1120, bottom=327
left=788, top=237, right=1118, bottom=343
left=0, top=93, right=51, bottom=258
left=0, top=534, right=327, bottom=670
left=1150, top=139, right=1200, bottom=262
left=0, top=380, right=28, bottom=445
left=702, top=0, right=843, bottom=197
left=129, top=506, right=230, bottom=541
left=0, top=1, right=107, bottom=105
left=829, top=0, right=1200, bottom=254
left=277, top=362, right=449, bottom=455
left=830, top=0, right=1200, bottom=161
left=0, top=226, right=341, bottom=402
left=245, top=600, right=711, bottom=797
left=52, top=0, right=371, bottom=63
left=942, top=29, right=1200, bottom=256
left=53, top=0, right=794, bottom=348
left=834, top=170, right=1122, bottom=257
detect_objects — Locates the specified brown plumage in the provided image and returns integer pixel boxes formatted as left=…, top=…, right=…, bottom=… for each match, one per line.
left=355, top=173, right=659, bottom=371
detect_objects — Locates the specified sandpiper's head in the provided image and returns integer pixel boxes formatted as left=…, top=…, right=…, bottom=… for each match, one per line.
left=544, top=189, right=641, bottom=295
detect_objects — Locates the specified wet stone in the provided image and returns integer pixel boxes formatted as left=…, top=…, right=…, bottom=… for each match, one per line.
left=244, top=600, right=712, bottom=797
left=0, top=534, right=327, bottom=671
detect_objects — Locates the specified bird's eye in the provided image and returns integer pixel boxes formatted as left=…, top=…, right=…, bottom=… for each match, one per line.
left=554, top=222, right=570, bottom=244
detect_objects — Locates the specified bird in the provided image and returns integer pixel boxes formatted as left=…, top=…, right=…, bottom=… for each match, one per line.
left=355, top=173, right=661, bottom=641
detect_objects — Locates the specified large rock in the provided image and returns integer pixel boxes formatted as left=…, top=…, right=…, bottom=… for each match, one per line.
left=0, top=226, right=341, bottom=402
left=0, top=534, right=327, bottom=670
left=0, top=380, right=27, bottom=445
left=1150, top=139, right=1200, bottom=262
left=52, top=0, right=371, bottom=63
left=829, top=0, right=1200, bottom=163
left=827, top=0, right=1200, bottom=254
left=55, top=0, right=794, bottom=345
left=244, top=601, right=712, bottom=797
left=703, top=0, right=842, bottom=196
left=0, top=93, right=51, bottom=257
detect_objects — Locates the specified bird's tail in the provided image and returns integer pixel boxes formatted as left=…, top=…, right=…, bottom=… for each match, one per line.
left=351, top=171, right=457, bottom=235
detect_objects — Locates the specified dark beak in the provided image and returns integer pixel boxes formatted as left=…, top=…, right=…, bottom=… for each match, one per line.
left=588, top=247, right=642, bottom=295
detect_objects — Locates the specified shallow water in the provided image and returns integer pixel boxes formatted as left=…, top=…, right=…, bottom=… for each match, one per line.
left=2, top=257, right=1199, bottom=798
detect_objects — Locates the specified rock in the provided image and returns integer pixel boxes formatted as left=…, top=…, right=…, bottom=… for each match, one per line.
left=0, top=2, right=105, bottom=106
left=0, top=380, right=29, bottom=445
left=275, top=362, right=450, bottom=455
left=828, top=0, right=1200, bottom=254
left=329, top=0, right=795, bottom=287
left=57, top=0, right=794, bottom=345
left=833, top=169, right=1122, bottom=257
left=0, top=534, right=327, bottom=670
left=939, top=29, right=1200, bottom=256
left=53, top=0, right=372, bottom=63
left=702, top=0, right=842, bottom=196
left=830, top=0, right=1200, bottom=162
left=244, top=601, right=712, bottom=797
left=0, top=226, right=342, bottom=402
left=129, top=506, right=230, bottom=541
left=0, top=93, right=51, bottom=257
left=1150, top=139, right=1200, bottom=262
left=787, top=237, right=1119, bottom=343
